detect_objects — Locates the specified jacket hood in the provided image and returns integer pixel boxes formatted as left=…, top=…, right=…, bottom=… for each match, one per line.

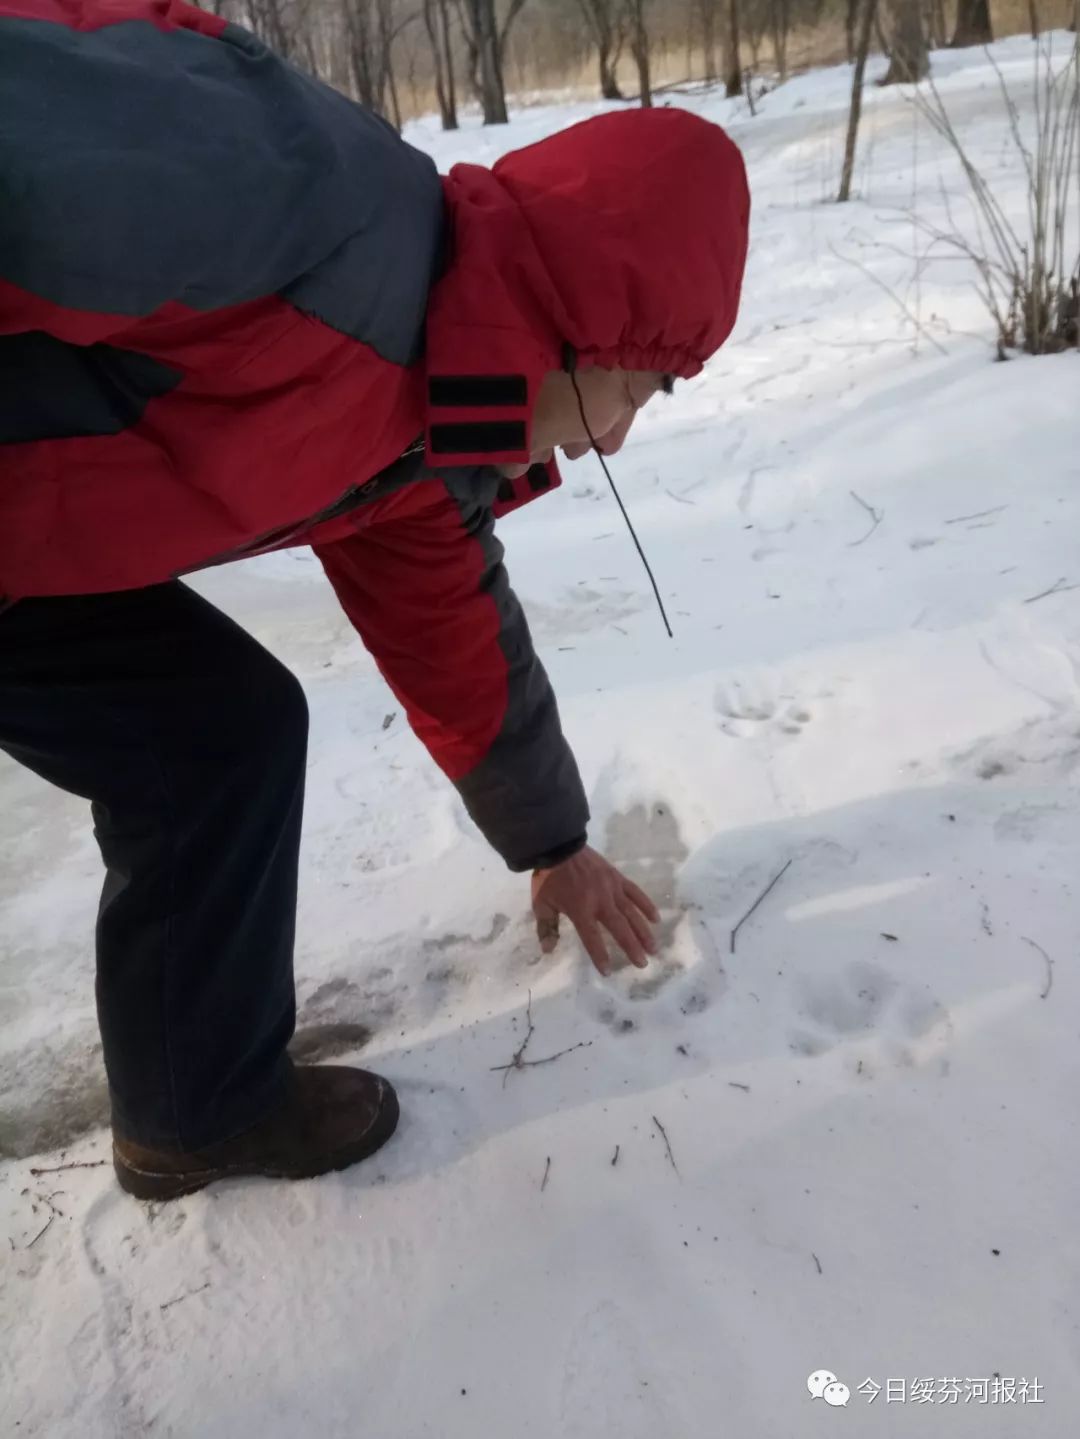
left=424, top=106, right=750, bottom=469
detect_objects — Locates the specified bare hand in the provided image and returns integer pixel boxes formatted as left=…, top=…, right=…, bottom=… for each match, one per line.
left=531, top=845, right=660, bottom=976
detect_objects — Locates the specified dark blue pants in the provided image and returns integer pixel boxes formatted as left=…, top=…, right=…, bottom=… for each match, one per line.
left=0, top=582, right=306, bottom=1149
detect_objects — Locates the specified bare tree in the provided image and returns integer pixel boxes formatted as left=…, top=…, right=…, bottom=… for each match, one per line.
left=340, top=0, right=414, bottom=125
left=845, top=0, right=858, bottom=61
left=951, top=0, right=992, bottom=48
left=627, top=0, right=652, bottom=107
left=771, top=0, right=791, bottom=79
left=1028, top=0, right=1039, bottom=40
left=839, top=0, right=877, bottom=199
left=423, top=0, right=458, bottom=128
left=925, top=0, right=947, bottom=48
left=455, top=0, right=529, bottom=123
left=724, top=0, right=743, bottom=96
left=700, top=0, right=719, bottom=80
left=577, top=0, right=626, bottom=99
left=881, top=0, right=928, bottom=84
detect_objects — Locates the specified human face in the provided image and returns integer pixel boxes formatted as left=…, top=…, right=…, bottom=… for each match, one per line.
left=497, top=368, right=670, bottom=480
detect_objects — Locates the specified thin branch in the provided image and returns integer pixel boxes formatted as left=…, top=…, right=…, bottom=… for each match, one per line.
left=540, top=1156, right=551, bottom=1192
left=731, top=859, right=793, bottom=954
left=944, top=506, right=1008, bottom=525
left=1022, top=577, right=1080, bottom=604
left=812, top=1251, right=823, bottom=1274
left=1021, top=936, right=1054, bottom=998
left=160, top=1281, right=211, bottom=1312
left=828, top=241, right=949, bottom=355
left=611, top=1144, right=620, bottom=1167
left=493, top=989, right=534, bottom=1086
left=848, top=490, right=883, bottom=547
left=728, top=1081, right=751, bottom=1092
left=490, top=1039, right=593, bottom=1078
left=26, top=1214, right=54, bottom=1248
left=652, top=1114, right=679, bottom=1176
left=490, top=991, right=593, bottom=1083
left=28, top=1160, right=107, bottom=1177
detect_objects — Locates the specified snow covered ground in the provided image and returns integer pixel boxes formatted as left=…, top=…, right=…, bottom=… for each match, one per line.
left=3, top=33, right=1079, bottom=1438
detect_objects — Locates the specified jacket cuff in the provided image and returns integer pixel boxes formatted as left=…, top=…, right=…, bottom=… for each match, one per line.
left=508, top=832, right=588, bottom=875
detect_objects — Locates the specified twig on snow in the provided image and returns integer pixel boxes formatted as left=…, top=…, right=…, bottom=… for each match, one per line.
left=1021, top=936, right=1054, bottom=999
left=160, top=1282, right=211, bottom=1312
left=944, top=505, right=1008, bottom=525
left=1022, top=578, right=1080, bottom=605
left=652, top=1115, right=680, bottom=1177
left=812, top=1252, right=823, bottom=1275
left=26, top=1215, right=54, bottom=1249
left=490, top=991, right=592, bottom=1084
left=730, top=859, right=793, bottom=955
left=665, top=488, right=697, bottom=506
left=540, top=1157, right=551, bottom=1192
left=492, top=990, right=534, bottom=1086
left=728, top=1081, right=751, bottom=1092
left=611, top=1145, right=620, bottom=1167
left=848, top=491, right=883, bottom=547
left=28, top=1160, right=107, bottom=1177
left=490, top=1040, right=592, bottom=1083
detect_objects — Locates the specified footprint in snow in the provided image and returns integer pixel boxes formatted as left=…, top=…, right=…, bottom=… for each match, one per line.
left=576, top=801, right=720, bottom=1032
left=713, top=675, right=815, bottom=740
left=788, top=959, right=952, bottom=1078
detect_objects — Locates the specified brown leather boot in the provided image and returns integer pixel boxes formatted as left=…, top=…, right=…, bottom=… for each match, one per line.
left=113, top=1064, right=399, bottom=1201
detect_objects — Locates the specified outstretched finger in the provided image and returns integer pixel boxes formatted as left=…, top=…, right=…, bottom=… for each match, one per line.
left=576, top=920, right=612, bottom=977
left=622, top=896, right=658, bottom=957
left=622, top=878, right=660, bottom=924
left=534, top=899, right=561, bottom=954
left=603, top=908, right=649, bottom=969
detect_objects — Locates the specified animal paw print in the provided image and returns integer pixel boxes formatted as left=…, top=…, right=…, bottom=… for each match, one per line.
left=714, top=676, right=812, bottom=740
left=788, top=960, right=952, bottom=1078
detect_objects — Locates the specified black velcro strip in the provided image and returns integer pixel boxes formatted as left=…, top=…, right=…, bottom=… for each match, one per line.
left=429, top=375, right=528, bottom=409
left=429, top=421, right=527, bottom=455
left=527, top=465, right=551, bottom=493
left=496, top=480, right=516, bottom=505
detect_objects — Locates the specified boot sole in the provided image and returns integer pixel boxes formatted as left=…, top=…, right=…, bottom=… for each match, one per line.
left=113, top=1084, right=400, bottom=1202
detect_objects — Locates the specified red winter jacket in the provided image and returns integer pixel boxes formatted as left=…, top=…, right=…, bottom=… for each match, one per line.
left=0, top=0, right=750, bottom=867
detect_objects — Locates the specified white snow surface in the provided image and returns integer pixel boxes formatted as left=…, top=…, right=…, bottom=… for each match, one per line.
left=3, top=33, right=1079, bottom=1437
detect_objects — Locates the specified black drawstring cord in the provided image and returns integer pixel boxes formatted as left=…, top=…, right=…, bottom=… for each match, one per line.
left=563, top=347, right=674, bottom=639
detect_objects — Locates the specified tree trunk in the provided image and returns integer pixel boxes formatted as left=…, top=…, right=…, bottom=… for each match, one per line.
left=950, top=0, right=992, bottom=47
left=441, top=0, right=458, bottom=123
left=628, top=0, right=652, bottom=107
left=839, top=0, right=877, bottom=199
left=377, top=0, right=401, bottom=129
left=771, top=0, right=790, bottom=79
left=1027, top=0, right=1039, bottom=38
left=460, top=0, right=508, bottom=123
left=925, top=0, right=947, bottom=47
left=579, top=0, right=625, bottom=99
left=724, top=0, right=742, bottom=96
left=882, top=0, right=929, bottom=84
left=700, top=0, right=718, bottom=81
left=599, top=49, right=624, bottom=99
left=845, top=0, right=858, bottom=61
left=424, top=0, right=459, bottom=128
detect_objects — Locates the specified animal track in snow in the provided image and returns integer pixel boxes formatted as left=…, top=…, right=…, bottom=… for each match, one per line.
left=713, top=676, right=814, bottom=740
left=937, top=712, right=1080, bottom=787
left=788, top=960, right=952, bottom=1078
left=578, top=800, right=720, bottom=1033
